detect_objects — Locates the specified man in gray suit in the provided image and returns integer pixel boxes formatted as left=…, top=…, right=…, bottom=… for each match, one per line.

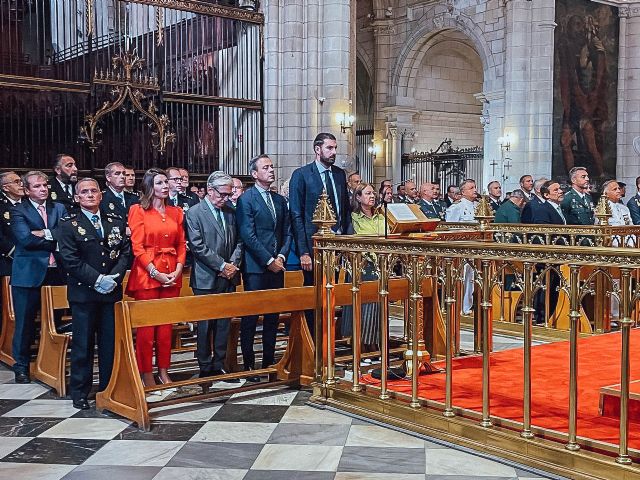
left=186, top=171, right=242, bottom=380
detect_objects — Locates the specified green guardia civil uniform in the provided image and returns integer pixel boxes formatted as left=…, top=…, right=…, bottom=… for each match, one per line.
left=560, top=188, right=594, bottom=225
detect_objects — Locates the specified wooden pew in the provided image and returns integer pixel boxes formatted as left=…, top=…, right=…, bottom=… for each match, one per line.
left=97, top=278, right=415, bottom=430
left=0, top=277, right=15, bottom=366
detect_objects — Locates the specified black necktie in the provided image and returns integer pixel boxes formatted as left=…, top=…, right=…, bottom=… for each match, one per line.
left=323, top=170, right=339, bottom=228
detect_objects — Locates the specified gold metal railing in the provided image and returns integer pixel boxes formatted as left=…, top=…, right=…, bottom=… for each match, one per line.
left=311, top=234, right=640, bottom=479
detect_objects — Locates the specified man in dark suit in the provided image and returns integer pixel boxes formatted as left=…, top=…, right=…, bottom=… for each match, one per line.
left=520, top=177, right=548, bottom=223
left=530, top=180, right=565, bottom=324
left=444, top=185, right=460, bottom=207
left=487, top=181, right=503, bottom=212
left=289, top=132, right=351, bottom=292
left=237, top=155, right=292, bottom=377
left=186, top=171, right=243, bottom=381
left=10, top=171, right=67, bottom=383
left=100, top=162, right=139, bottom=223
left=0, top=172, right=23, bottom=277
left=166, top=166, right=198, bottom=212
left=49, top=154, right=78, bottom=211
left=56, top=178, right=130, bottom=409
left=228, top=177, right=244, bottom=209
left=123, top=167, right=138, bottom=195
left=626, top=176, right=640, bottom=225
left=180, top=168, right=202, bottom=205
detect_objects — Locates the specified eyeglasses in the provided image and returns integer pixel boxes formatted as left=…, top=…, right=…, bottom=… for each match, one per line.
left=213, top=187, right=232, bottom=199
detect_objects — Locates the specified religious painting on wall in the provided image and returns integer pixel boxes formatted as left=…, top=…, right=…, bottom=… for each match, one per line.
left=552, top=0, right=619, bottom=180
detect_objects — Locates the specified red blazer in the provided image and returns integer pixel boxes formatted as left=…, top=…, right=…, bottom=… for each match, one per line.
left=126, top=204, right=187, bottom=294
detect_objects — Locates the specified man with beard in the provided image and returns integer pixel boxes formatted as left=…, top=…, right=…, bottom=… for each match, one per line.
left=289, top=133, right=350, bottom=330
left=561, top=167, right=594, bottom=225
left=49, top=154, right=78, bottom=211
left=519, top=175, right=534, bottom=201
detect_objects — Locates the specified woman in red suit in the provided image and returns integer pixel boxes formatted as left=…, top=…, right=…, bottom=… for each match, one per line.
left=126, top=168, right=186, bottom=388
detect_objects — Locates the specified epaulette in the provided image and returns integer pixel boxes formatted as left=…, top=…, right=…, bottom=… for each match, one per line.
left=105, top=212, right=123, bottom=219
left=60, top=214, right=77, bottom=222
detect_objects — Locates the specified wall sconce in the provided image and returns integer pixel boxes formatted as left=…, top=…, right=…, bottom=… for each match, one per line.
left=367, top=143, right=380, bottom=156
left=497, top=133, right=511, bottom=152
left=336, top=112, right=355, bottom=134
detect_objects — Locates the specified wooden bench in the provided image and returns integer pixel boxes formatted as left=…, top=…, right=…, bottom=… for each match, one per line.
left=96, top=277, right=416, bottom=430
left=31, top=270, right=304, bottom=397
left=0, top=277, right=15, bottom=366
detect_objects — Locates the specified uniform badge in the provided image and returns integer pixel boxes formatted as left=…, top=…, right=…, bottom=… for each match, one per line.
left=51, top=192, right=57, bottom=200
left=107, top=226, right=122, bottom=247
left=109, top=203, right=115, bottom=211
left=110, top=250, right=118, bottom=259
left=77, top=227, right=86, bottom=235
left=182, top=203, right=190, bottom=211
left=3, top=212, right=8, bottom=220
left=107, top=217, right=112, bottom=222
left=71, top=221, right=78, bottom=227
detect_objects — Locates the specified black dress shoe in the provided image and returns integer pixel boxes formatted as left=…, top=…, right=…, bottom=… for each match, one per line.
left=14, top=372, right=30, bottom=384
left=243, top=368, right=261, bottom=383
left=211, top=368, right=241, bottom=383
left=72, top=398, right=90, bottom=410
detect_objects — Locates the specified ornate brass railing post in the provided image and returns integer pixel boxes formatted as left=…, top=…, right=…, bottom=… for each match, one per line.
left=480, top=259, right=492, bottom=427
left=378, top=254, right=390, bottom=400
left=409, top=255, right=422, bottom=408
left=351, top=252, right=363, bottom=392
left=616, top=267, right=633, bottom=465
left=324, top=250, right=337, bottom=385
left=443, top=257, right=456, bottom=418
left=312, top=190, right=336, bottom=386
left=313, top=248, right=323, bottom=383
left=521, top=262, right=535, bottom=439
left=566, top=264, right=581, bottom=451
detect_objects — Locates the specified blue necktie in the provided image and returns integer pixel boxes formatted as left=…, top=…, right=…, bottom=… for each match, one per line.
left=91, top=214, right=103, bottom=238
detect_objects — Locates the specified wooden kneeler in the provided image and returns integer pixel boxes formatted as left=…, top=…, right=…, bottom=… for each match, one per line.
left=0, top=277, right=16, bottom=366
left=96, top=287, right=316, bottom=430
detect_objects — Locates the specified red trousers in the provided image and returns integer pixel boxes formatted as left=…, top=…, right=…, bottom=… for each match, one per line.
left=133, top=287, right=180, bottom=373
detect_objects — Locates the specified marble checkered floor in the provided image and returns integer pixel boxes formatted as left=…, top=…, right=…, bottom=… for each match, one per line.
left=0, top=363, right=566, bottom=480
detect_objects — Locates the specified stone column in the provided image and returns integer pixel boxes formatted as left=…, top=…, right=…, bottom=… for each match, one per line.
left=262, top=0, right=354, bottom=183
left=617, top=4, right=640, bottom=189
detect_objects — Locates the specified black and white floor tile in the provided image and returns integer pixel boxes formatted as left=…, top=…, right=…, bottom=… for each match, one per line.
left=0, top=362, right=565, bottom=480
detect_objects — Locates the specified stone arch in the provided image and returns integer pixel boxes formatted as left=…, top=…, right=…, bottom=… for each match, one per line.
left=356, top=44, right=375, bottom=83
left=390, top=5, right=498, bottom=101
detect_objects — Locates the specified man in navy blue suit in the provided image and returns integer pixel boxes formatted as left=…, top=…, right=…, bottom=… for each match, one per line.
left=520, top=177, right=548, bottom=223
left=530, top=180, right=565, bottom=325
left=289, top=133, right=351, bottom=333
left=237, top=155, right=292, bottom=378
left=10, top=171, right=67, bottom=383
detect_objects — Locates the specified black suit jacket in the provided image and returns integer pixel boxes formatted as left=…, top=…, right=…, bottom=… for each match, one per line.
left=236, top=186, right=292, bottom=274
left=100, top=187, right=140, bottom=219
left=520, top=195, right=544, bottom=223
left=56, top=212, right=131, bottom=303
left=49, top=177, right=77, bottom=211
left=0, top=199, right=16, bottom=276
left=532, top=201, right=565, bottom=225
left=289, top=162, right=351, bottom=258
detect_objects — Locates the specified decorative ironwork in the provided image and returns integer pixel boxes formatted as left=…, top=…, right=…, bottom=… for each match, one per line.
left=128, top=0, right=264, bottom=24
left=79, top=50, right=176, bottom=154
left=155, top=7, right=164, bottom=47
left=86, top=0, right=95, bottom=37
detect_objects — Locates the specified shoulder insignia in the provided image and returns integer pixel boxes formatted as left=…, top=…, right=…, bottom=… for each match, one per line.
left=51, top=192, right=57, bottom=200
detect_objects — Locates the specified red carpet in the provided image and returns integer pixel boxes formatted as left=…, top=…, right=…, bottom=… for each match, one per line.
left=363, top=329, right=640, bottom=452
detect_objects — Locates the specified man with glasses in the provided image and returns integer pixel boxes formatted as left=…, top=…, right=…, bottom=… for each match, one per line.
left=166, top=166, right=198, bottom=213
left=100, top=162, right=139, bottom=221
left=186, top=171, right=242, bottom=384
left=49, top=154, right=78, bottom=211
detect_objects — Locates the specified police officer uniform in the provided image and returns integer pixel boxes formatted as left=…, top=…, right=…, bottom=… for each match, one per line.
left=0, top=198, right=16, bottom=277
left=56, top=210, right=131, bottom=408
left=561, top=188, right=594, bottom=225
left=626, top=193, right=640, bottom=225
left=489, top=197, right=502, bottom=212
left=49, top=177, right=77, bottom=211
left=100, top=186, right=139, bottom=219
left=417, top=198, right=445, bottom=220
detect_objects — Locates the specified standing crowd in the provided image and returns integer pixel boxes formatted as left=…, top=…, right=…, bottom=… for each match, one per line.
left=0, top=131, right=632, bottom=409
